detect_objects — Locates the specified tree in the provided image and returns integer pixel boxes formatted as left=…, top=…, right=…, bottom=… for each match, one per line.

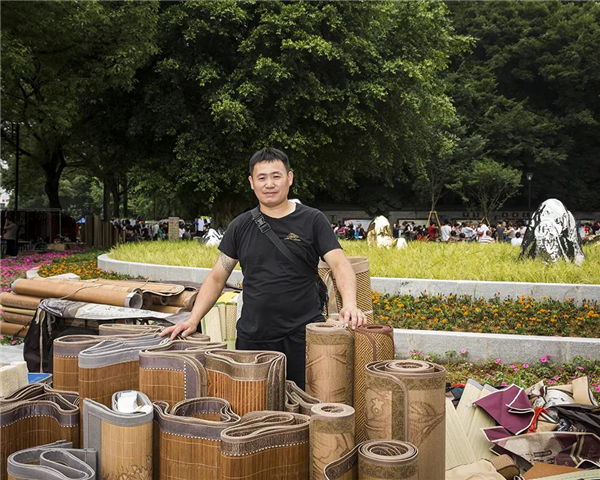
left=1, top=1, right=159, bottom=208
left=447, top=158, right=522, bottom=222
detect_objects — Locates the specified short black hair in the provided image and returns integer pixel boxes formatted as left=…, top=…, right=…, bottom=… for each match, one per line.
left=249, top=147, right=290, bottom=175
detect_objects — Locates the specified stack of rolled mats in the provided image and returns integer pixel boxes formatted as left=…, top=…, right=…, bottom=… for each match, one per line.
left=200, top=291, right=239, bottom=348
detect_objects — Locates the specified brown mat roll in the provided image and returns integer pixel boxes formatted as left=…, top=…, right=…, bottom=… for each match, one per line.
left=318, top=257, right=374, bottom=323
left=353, top=324, right=395, bottom=443
left=53, top=335, right=107, bottom=392
left=84, top=278, right=186, bottom=296
left=324, top=440, right=418, bottom=480
left=142, top=292, right=154, bottom=309
left=153, top=294, right=170, bottom=306
left=0, top=306, right=36, bottom=316
left=205, top=349, right=286, bottom=416
left=0, top=386, right=80, bottom=480
left=1, top=312, right=34, bottom=326
left=306, top=323, right=353, bottom=405
left=154, top=397, right=241, bottom=480
left=0, top=322, right=28, bottom=337
left=12, top=277, right=143, bottom=308
left=220, top=411, right=310, bottom=480
left=146, top=304, right=184, bottom=314
left=310, top=403, right=355, bottom=480
left=0, top=292, right=43, bottom=310
left=365, top=360, right=446, bottom=480
left=285, top=380, right=322, bottom=415
left=167, top=291, right=198, bottom=310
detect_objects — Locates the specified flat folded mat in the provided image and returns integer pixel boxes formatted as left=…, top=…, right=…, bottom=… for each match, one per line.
left=0, top=386, right=80, bottom=480
left=324, top=440, right=419, bottom=480
left=7, top=440, right=97, bottom=480
left=285, top=380, right=322, bottom=415
left=98, top=322, right=211, bottom=341
left=220, top=411, right=311, bottom=480
left=0, top=292, right=43, bottom=310
left=364, top=360, right=446, bottom=480
left=205, top=349, right=286, bottom=416
left=83, top=391, right=153, bottom=480
left=154, top=397, right=241, bottom=480
left=305, top=322, right=354, bottom=405
left=310, top=403, right=355, bottom=480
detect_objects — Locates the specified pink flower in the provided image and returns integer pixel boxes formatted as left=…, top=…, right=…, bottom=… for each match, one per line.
left=553, top=376, right=560, bottom=381
left=595, top=387, right=600, bottom=393
left=513, top=368, right=519, bottom=372
left=501, top=381, right=508, bottom=387
left=510, top=364, right=516, bottom=369
left=522, top=363, right=529, bottom=369
left=494, top=358, right=502, bottom=364
left=577, top=366, right=584, bottom=371
left=460, top=348, right=468, bottom=354
left=548, top=380, right=554, bottom=385
left=540, top=356, right=548, bottom=363
left=11, top=340, right=17, bottom=345
left=423, top=355, right=429, bottom=361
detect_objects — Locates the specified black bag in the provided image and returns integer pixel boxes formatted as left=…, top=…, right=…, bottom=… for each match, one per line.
left=251, top=207, right=329, bottom=313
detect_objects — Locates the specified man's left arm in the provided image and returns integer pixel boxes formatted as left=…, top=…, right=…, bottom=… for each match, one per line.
left=322, top=249, right=367, bottom=329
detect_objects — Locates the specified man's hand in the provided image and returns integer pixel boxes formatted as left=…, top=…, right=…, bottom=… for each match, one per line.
left=160, top=319, right=199, bottom=341
left=339, top=305, right=367, bottom=330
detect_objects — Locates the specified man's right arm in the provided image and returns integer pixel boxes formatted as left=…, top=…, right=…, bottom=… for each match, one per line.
left=161, top=252, right=238, bottom=340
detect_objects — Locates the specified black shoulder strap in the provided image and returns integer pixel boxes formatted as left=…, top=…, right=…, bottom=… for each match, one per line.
left=251, top=206, right=315, bottom=277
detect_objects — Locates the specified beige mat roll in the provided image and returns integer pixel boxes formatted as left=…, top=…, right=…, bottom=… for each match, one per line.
left=84, top=278, right=185, bottom=296
left=146, top=304, right=184, bottom=314
left=353, top=324, right=394, bottom=443
left=98, top=323, right=210, bottom=341
left=285, top=380, right=322, bottom=415
left=0, top=322, right=28, bottom=337
left=365, top=360, right=445, bottom=480
left=12, top=277, right=142, bottom=308
left=0, top=292, right=43, bottom=310
left=310, top=403, right=355, bottom=480
left=306, top=323, right=353, bottom=405
left=0, top=306, right=36, bottom=317
left=167, top=291, right=198, bottom=310
left=1, top=311, right=34, bottom=325
left=324, top=440, right=418, bottom=480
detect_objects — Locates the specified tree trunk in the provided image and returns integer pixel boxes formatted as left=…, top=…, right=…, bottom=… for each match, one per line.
left=122, top=175, right=128, bottom=218
left=103, top=177, right=111, bottom=222
left=40, top=148, right=66, bottom=209
left=111, top=175, right=120, bottom=219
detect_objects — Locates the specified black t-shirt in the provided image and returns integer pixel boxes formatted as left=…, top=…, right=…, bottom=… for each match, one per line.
left=219, top=203, right=341, bottom=341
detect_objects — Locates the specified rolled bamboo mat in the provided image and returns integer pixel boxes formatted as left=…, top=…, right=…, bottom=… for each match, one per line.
left=83, top=391, right=153, bottom=480
left=146, top=304, right=184, bottom=314
left=53, top=335, right=107, bottom=392
left=353, top=324, right=395, bottom=443
left=285, top=380, right=322, bottom=415
left=318, top=257, right=374, bottom=323
left=167, top=291, right=198, bottom=310
left=0, top=292, right=43, bottom=310
left=139, top=340, right=218, bottom=404
left=1, top=312, right=34, bottom=326
left=154, top=397, right=241, bottom=480
left=205, top=349, right=286, bottom=416
left=0, top=306, right=36, bottom=316
left=85, top=278, right=186, bottom=296
left=220, top=411, right=310, bottom=480
left=12, top=277, right=143, bottom=308
left=310, top=403, right=355, bottom=480
left=0, top=322, right=28, bottom=338
left=324, top=440, right=418, bottom=480
left=7, top=441, right=96, bottom=480
left=98, top=322, right=211, bottom=342
left=0, top=389, right=80, bottom=480
left=153, top=294, right=170, bottom=305
left=306, top=323, right=353, bottom=405
left=364, top=360, right=446, bottom=480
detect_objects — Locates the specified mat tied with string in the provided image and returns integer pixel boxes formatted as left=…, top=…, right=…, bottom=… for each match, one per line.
left=138, top=340, right=225, bottom=404
left=285, top=380, right=322, bottom=415
left=220, top=411, right=311, bottom=480
left=0, top=384, right=80, bottom=480
left=153, top=397, right=241, bottom=480
left=318, top=257, right=374, bottom=323
left=364, top=360, right=446, bottom=480
left=306, top=323, right=354, bottom=405
left=83, top=391, right=153, bottom=480
left=324, top=440, right=419, bottom=480
left=7, top=441, right=97, bottom=480
left=353, top=324, right=394, bottom=443
left=205, top=349, right=286, bottom=416
left=310, top=403, right=355, bottom=480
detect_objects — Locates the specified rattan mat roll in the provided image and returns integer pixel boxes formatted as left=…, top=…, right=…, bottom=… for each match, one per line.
left=7, top=441, right=97, bottom=480
left=0, top=292, right=43, bottom=310
left=12, top=277, right=143, bottom=308
left=285, top=379, right=322, bottom=415
left=353, top=324, right=395, bottom=443
left=154, top=397, right=241, bottom=480
left=0, top=387, right=80, bottom=480
left=220, top=411, right=310, bottom=480
left=147, top=304, right=184, bottom=314
left=318, top=257, right=374, bottom=323
left=53, top=335, right=108, bottom=392
left=84, top=278, right=186, bottom=296
left=324, top=440, right=418, bottom=480
left=1, top=312, right=33, bottom=326
left=205, top=349, right=286, bottom=416
left=83, top=391, right=153, bottom=480
left=1, top=306, right=36, bottom=316
left=310, top=403, right=355, bottom=480
left=306, top=323, right=353, bottom=405
left=167, top=290, right=198, bottom=310
left=365, top=360, right=446, bottom=480
left=0, top=322, right=28, bottom=337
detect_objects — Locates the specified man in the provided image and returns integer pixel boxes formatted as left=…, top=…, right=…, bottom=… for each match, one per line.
left=439, top=220, right=452, bottom=242
left=2, top=218, right=18, bottom=258
left=162, top=147, right=366, bottom=388
left=511, top=231, right=523, bottom=247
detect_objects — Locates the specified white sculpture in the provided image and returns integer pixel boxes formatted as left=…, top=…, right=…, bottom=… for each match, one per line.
left=367, top=215, right=406, bottom=249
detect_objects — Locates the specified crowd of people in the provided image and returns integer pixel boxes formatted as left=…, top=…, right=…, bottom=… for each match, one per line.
left=112, top=219, right=213, bottom=242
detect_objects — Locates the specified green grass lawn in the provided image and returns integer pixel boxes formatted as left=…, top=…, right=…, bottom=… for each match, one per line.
left=109, top=240, right=600, bottom=284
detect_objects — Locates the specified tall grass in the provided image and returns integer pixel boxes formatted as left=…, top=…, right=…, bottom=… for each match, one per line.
left=109, top=240, right=600, bottom=284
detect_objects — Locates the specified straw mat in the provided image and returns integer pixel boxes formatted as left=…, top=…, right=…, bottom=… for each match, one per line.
left=0, top=322, right=28, bottom=337
left=285, top=380, right=322, bottom=415
left=306, top=323, right=354, bottom=405
left=0, top=292, right=43, bottom=310
left=445, top=397, right=476, bottom=470
left=365, top=360, right=446, bottom=480
left=1, top=312, right=33, bottom=326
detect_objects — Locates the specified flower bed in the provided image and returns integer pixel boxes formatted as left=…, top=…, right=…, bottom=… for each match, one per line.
left=1, top=251, right=75, bottom=293
left=38, top=249, right=132, bottom=280
left=374, top=291, right=599, bottom=338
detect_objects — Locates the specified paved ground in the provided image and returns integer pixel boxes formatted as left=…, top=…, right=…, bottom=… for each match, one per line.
left=0, top=344, right=25, bottom=364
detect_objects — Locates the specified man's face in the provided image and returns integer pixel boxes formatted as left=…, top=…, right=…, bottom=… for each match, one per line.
left=249, top=160, right=293, bottom=207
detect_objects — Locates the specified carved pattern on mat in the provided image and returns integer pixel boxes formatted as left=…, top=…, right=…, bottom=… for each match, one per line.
left=408, top=401, right=445, bottom=446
